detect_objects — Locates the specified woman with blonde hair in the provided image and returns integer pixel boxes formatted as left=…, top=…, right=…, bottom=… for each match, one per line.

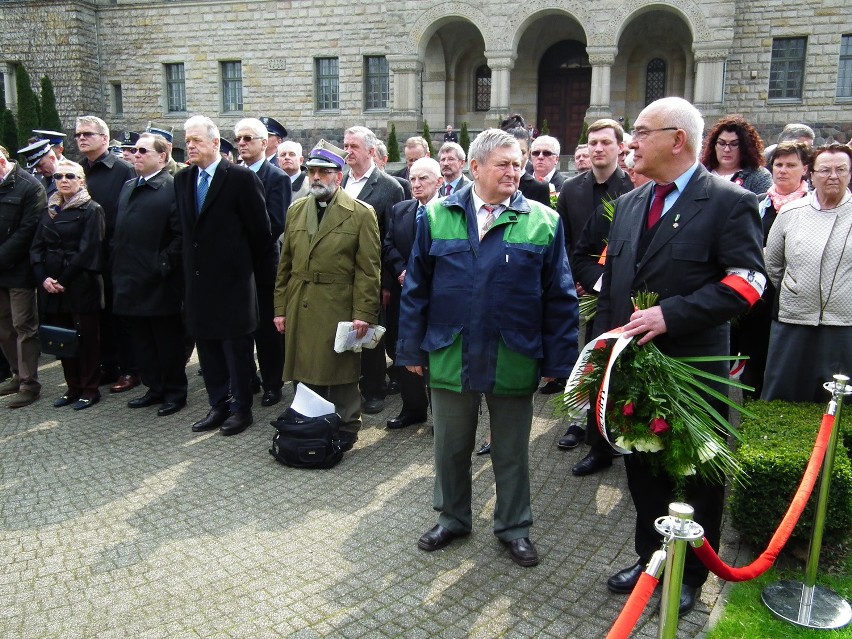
left=30, top=160, right=105, bottom=409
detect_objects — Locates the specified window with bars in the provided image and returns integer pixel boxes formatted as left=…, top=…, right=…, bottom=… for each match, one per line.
left=475, top=65, right=491, bottom=112
left=364, top=56, right=389, bottom=111
left=316, top=57, right=339, bottom=111
left=645, top=58, right=666, bottom=105
left=838, top=35, right=852, bottom=98
left=221, top=61, right=243, bottom=112
left=165, top=63, right=186, bottom=112
left=768, top=37, right=806, bottom=100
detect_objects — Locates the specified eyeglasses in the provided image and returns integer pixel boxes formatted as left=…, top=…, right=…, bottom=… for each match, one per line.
left=307, top=167, right=339, bottom=175
left=52, top=173, right=80, bottom=181
left=530, top=150, right=555, bottom=157
left=630, top=127, right=678, bottom=142
left=716, top=139, right=740, bottom=150
left=129, top=147, right=153, bottom=155
left=74, top=131, right=101, bottom=139
left=813, top=166, right=850, bottom=178
left=234, top=135, right=262, bottom=143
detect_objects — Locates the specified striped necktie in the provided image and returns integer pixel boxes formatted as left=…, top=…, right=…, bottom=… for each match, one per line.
left=196, top=170, right=210, bottom=214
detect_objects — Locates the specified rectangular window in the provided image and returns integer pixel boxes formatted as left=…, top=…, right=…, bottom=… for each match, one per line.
left=111, top=82, right=123, bottom=115
left=838, top=35, right=852, bottom=98
left=768, top=37, right=806, bottom=101
left=364, top=56, right=389, bottom=111
left=315, top=57, right=339, bottom=111
left=165, top=63, right=186, bottom=112
left=221, top=61, right=243, bottom=113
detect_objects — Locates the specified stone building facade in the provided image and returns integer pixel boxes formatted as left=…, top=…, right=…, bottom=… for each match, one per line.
left=1, top=0, right=850, bottom=156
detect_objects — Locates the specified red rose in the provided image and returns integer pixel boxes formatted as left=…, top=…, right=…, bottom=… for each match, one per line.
left=649, top=417, right=670, bottom=435
left=622, top=402, right=635, bottom=417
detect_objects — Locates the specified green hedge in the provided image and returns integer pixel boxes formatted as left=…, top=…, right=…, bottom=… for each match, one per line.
left=730, top=400, right=852, bottom=548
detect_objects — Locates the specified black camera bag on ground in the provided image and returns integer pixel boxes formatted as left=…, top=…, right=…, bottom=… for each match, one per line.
left=269, top=408, right=344, bottom=469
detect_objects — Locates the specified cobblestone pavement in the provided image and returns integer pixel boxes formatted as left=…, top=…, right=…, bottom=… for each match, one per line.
left=0, top=355, right=742, bottom=638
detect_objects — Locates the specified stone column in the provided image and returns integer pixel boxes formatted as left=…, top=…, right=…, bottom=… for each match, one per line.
left=484, top=51, right=516, bottom=123
left=692, top=46, right=729, bottom=122
left=586, top=47, right=617, bottom=120
left=388, top=54, right=422, bottom=125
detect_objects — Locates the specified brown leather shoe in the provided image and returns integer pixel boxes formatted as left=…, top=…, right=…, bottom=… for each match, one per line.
left=7, top=390, right=39, bottom=408
left=110, top=374, right=140, bottom=393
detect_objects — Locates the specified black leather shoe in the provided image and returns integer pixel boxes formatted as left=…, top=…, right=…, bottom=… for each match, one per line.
left=387, top=413, right=426, bottom=429
left=557, top=424, right=585, bottom=450
left=678, top=584, right=699, bottom=616
left=261, top=389, right=282, bottom=407
left=571, top=450, right=613, bottom=476
left=503, top=537, right=539, bottom=567
left=127, top=392, right=163, bottom=409
left=191, top=407, right=229, bottom=432
left=157, top=401, right=186, bottom=417
left=607, top=562, right=645, bottom=594
left=475, top=441, right=491, bottom=456
left=418, top=524, right=465, bottom=551
left=339, top=431, right=358, bottom=452
left=363, top=397, right=384, bottom=414
left=220, top=411, right=253, bottom=436
left=72, top=396, right=100, bottom=411
left=538, top=378, right=566, bottom=394
left=54, top=393, right=80, bottom=408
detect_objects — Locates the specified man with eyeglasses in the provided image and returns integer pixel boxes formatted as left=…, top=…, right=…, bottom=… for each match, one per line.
left=273, top=140, right=381, bottom=453
left=233, top=117, right=291, bottom=408
left=75, top=115, right=139, bottom=394
left=530, top=135, right=565, bottom=193
left=597, top=97, right=765, bottom=615
left=552, top=119, right=633, bottom=461
left=111, top=134, right=187, bottom=418
left=0, top=145, right=46, bottom=408
left=175, top=115, right=271, bottom=437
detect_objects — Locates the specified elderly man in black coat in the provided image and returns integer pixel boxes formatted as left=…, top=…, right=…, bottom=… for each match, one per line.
left=0, top=145, right=47, bottom=408
left=176, top=116, right=271, bottom=437
left=112, top=133, right=187, bottom=417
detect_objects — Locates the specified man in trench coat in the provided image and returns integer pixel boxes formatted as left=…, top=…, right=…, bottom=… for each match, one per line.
left=273, top=140, right=381, bottom=451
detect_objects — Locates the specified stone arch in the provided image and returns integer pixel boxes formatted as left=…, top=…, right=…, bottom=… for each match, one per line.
left=408, top=4, right=490, bottom=59
left=609, top=0, right=715, bottom=45
left=508, top=3, right=592, bottom=54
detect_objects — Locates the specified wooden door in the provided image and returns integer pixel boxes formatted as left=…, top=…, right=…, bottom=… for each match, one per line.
left=537, top=41, right=592, bottom=150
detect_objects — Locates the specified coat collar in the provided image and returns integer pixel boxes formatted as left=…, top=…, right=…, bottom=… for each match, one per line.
left=309, top=187, right=357, bottom=252
left=443, top=182, right=532, bottom=215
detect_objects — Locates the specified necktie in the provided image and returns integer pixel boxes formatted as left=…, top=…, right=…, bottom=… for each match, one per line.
left=416, top=204, right=426, bottom=219
left=480, top=205, right=496, bottom=240
left=137, top=177, right=146, bottom=188
left=443, top=183, right=452, bottom=196
left=646, top=182, right=677, bottom=229
left=196, top=171, right=210, bottom=214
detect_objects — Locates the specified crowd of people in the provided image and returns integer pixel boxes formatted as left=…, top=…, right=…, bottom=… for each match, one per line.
left=1, top=99, right=850, bottom=616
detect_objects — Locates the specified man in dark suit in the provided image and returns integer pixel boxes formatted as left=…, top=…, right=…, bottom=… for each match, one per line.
left=234, top=118, right=291, bottom=408
left=112, top=133, right=187, bottom=417
left=597, top=97, right=765, bottom=614
left=342, top=126, right=405, bottom=414
left=442, top=125, right=458, bottom=143
left=382, top=157, right=443, bottom=430
left=437, top=142, right=470, bottom=196
left=176, top=115, right=271, bottom=437
left=392, top=136, right=430, bottom=182
left=552, top=119, right=634, bottom=453
left=530, top=135, right=566, bottom=193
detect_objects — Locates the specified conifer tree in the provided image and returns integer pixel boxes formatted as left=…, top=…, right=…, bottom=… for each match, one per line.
left=15, top=64, right=40, bottom=146
left=40, top=75, right=62, bottom=132
left=387, top=123, right=400, bottom=162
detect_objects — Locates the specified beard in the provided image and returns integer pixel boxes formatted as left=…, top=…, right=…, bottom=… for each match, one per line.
left=310, top=182, right=335, bottom=201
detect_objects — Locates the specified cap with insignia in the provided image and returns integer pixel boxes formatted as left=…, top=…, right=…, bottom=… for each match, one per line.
left=259, top=116, right=287, bottom=139
left=304, top=139, right=348, bottom=170
left=146, top=126, right=173, bottom=143
left=32, top=129, right=66, bottom=146
left=108, top=140, right=123, bottom=156
left=120, top=131, right=140, bottom=149
left=18, top=139, right=52, bottom=168
left=219, top=138, right=235, bottom=156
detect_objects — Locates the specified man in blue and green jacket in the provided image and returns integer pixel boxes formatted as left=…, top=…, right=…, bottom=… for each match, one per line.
left=397, top=128, right=578, bottom=567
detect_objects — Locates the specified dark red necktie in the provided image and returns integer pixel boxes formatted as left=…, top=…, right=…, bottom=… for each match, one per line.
left=646, top=182, right=677, bottom=229
left=443, top=183, right=452, bottom=196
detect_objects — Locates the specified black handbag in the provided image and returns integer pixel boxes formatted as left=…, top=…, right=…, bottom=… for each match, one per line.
left=269, top=408, right=344, bottom=469
left=39, top=325, right=80, bottom=358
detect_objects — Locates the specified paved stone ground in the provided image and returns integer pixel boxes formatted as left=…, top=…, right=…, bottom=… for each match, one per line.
left=0, top=354, right=742, bottom=638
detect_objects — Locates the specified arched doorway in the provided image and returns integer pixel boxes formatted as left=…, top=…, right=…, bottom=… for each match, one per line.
left=537, top=40, right=591, bottom=150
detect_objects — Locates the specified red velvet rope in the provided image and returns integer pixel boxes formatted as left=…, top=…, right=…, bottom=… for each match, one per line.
left=605, top=572, right=660, bottom=639
left=692, top=413, right=835, bottom=581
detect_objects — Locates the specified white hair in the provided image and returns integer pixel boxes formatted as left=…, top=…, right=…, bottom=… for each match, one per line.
left=641, top=97, right=704, bottom=156
left=410, top=157, right=441, bottom=179
left=184, top=115, right=220, bottom=141
left=233, top=118, right=268, bottom=140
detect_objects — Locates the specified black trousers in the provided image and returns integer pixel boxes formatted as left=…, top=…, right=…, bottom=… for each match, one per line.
left=124, top=314, right=188, bottom=403
left=196, top=334, right=255, bottom=413
left=99, top=285, right=138, bottom=376
left=48, top=311, right=101, bottom=400
left=253, top=262, right=284, bottom=393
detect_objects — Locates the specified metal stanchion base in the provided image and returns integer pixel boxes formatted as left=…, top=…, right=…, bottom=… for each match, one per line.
left=762, top=580, right=852, bottom=629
